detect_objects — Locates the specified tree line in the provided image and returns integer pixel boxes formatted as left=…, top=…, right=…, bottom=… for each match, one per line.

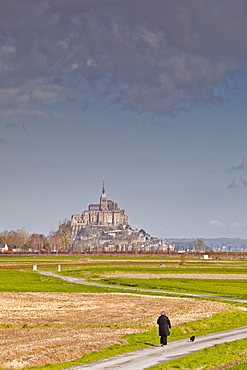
left=0, top=220, right=72, bottom=253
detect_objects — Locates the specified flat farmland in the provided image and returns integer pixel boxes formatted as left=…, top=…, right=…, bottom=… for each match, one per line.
left=0, top=255, right=246, bottom=370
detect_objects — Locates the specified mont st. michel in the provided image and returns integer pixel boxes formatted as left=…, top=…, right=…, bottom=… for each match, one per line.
left=71, top=181, right=129, bottom=238
left=71, top=181, right=174, bottom=253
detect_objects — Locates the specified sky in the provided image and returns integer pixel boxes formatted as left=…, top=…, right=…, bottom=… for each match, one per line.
left=0, top=0, right=247, bottom=239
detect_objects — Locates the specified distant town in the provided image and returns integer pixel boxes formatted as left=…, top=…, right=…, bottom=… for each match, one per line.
left=1, top=182, right=247, bottom=254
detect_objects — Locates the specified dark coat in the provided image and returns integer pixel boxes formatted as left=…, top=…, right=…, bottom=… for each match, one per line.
left=157, top=315, right=171, bottom=336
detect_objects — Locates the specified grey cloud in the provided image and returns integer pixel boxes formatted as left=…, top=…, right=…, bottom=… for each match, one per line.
left=0, top=78, right=71, bottom=121
left=1, top=108, right=66, bottom=123
left=0, top=78, right=68, bottom=108
left=0, top=0, right=246, bottom=117
left=209, top=220, right=224, bottom=227
left=6, top=121, right=26, bottom=130
left=210, top=219, right=246, bottom=230
left=227, top=156, right=247, bottom=172
left=228, top=176, right=247, bottom=189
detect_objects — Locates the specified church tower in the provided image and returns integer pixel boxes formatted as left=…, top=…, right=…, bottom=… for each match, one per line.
left=100, top=179, right=108, bottom=211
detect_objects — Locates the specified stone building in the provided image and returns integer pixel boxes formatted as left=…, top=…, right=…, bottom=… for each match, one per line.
left=71, top=181, right=129, bottom=238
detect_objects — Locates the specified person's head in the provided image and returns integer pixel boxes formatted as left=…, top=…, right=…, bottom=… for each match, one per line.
left=161, top=311, right=166, bottom=315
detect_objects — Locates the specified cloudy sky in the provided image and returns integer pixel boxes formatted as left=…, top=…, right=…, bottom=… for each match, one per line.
left=0, top=0, right=246, bottom=239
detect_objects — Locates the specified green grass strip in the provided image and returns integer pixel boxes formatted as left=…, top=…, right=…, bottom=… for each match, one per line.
left=0, top=269, right=112, bottom=293
left=148, top=339, right=247, bottom=369
left=96, top=276, right=247, bottom=299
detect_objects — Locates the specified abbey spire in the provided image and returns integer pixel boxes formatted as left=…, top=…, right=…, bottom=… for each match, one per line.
left=100, top=178, right=107, bottom=210
left=101, top=178, right=106, bottom=198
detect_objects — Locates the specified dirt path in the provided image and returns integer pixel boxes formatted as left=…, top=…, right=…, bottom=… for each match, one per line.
left=38, top=271, right=247, bottom=304
left=66, top=326, right=247, bottom=369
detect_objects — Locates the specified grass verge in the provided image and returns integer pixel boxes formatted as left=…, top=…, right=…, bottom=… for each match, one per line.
left=148, top=339, right=247, bottom=369
left=95, top=276, right=247, bottom=299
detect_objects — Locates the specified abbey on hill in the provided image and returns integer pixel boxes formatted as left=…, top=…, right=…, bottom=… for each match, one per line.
left=71, top=181, right=129, bottom=238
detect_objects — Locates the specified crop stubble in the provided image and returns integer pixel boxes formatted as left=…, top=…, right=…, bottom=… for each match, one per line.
left=0, top=291, right=242, bottom=370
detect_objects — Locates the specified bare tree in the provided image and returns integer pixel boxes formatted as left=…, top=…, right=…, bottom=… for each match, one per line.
left=47, top=230, right=61, bottom=253
left=0, top=230, right=14, bottom=247
left=196, top=239, right=207, bottom=253
left=30, top=234, right=46, bottom=252
left=58, top=219, right=72, bottom=251
left=10, top=228, right=30, bottom=251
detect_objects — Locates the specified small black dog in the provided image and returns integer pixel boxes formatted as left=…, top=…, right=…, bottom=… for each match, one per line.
left=190, top=336, right=195, bottom=342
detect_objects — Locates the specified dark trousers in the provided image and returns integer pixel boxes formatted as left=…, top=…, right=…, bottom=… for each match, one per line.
left=160, top=335, right=167, bottom=345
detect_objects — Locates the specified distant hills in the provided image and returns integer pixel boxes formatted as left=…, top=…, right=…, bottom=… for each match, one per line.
left=168, top=238, right=247, bottom=252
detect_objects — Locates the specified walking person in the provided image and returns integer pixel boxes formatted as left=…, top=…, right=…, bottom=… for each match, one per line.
left=157, top=311, right=171, bottom=346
